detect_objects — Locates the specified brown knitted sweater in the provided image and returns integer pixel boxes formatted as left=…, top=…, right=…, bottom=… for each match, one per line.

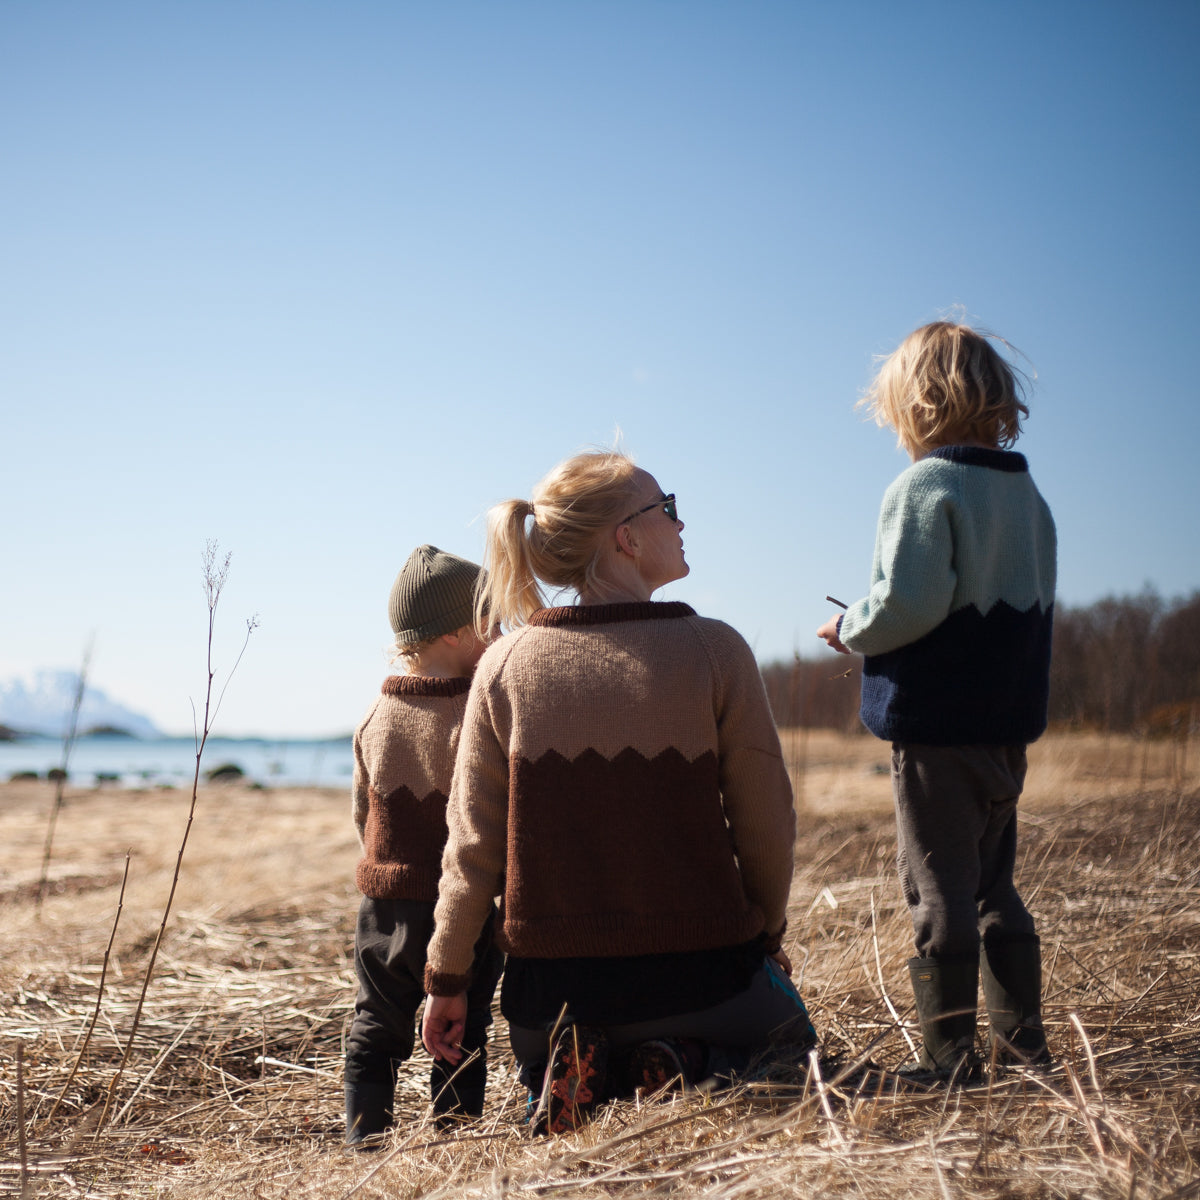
left=425, top=601, right=795, bottom=996
left=351, top=674, right=472, bottom=901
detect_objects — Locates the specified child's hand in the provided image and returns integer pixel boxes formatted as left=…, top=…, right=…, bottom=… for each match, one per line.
left=817, top=615, right=851, bottom=654
left=422, top=993, right=467, bottom=1063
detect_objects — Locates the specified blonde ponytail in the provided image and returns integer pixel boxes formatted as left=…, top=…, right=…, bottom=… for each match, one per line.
left=474, top=498, right=544, bottom=635
left=476, top=451, right=640, bottom=633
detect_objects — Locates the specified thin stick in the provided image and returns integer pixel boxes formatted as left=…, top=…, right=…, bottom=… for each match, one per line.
left=35, top=636, right=94, bottom=914
left=1069, top=1011, right=1103, bottom=1096
left=871, top=891, right=918, bottom=1055
left=826, top=595, right=849, bottom=609
left=96, top=542, right=255, bottom=1132
left=111, top=1009, right=204, bottom=1125
left=17, top=1043, right=29, bottom=1198
left=809, top=1049, right=846, bottom=1146
left=43, top=850, right=132, bottom=1125
left=928, top=1130, right=954, bottom=1200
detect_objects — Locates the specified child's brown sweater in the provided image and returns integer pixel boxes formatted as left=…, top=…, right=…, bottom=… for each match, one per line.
left=426, top=602, right=795, bottom=996
left=352, top=675, right=472, bottom=902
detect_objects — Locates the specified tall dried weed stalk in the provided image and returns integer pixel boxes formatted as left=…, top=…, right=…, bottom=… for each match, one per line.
left=34, top=635, right=93, bottom=914
left=96, top=541, right=257, bottom=1130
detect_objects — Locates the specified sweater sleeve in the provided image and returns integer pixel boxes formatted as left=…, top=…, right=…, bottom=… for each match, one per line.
left=350, top=723, right=370, bottom=851
left=838, top=464, right=958, bottom=657
left=425, top=671, right=510, bottom=996
left=697, top=620, right=795, bottom=941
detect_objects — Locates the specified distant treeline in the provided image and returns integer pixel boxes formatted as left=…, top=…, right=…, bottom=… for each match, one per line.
left=762, top=589, right=1200, bottom=736
left=760, top=655, right=864, bottom=734
left=1049, top=589, right=1200, bottom=734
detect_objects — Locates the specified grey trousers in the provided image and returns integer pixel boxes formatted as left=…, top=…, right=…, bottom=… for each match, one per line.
left=892, top=743, right=1038, bottom=959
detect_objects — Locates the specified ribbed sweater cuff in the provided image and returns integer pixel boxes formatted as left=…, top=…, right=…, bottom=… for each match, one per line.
left=763, top=921, right=787, bottom=955
left=424, top=966, right=471, bottom=997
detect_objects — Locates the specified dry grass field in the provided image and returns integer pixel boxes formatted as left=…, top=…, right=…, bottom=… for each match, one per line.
left=2, top=732, right=1197, bottom=1198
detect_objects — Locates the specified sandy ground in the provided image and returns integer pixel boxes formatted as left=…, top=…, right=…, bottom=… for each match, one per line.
left=1, top=730, right=1197, bottom=1199
left=1, top=730, right=1191, bottom=954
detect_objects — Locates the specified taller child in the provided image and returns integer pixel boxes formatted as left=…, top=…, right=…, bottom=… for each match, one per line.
left=819, top=321, right=1056, bottom=1078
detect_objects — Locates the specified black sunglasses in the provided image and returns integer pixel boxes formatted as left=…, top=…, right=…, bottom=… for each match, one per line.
left=621, top=493, right=678, bottom=525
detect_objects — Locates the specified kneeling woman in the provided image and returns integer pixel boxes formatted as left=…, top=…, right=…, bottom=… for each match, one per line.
left=421, top=451, right=815, bottom=1133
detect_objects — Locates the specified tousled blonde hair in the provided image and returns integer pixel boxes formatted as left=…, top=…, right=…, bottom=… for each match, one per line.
left=861, top=321, right=1030, bottom=456
left=388, top=633, right=442, bottom=673
left=475, top=451, right=641, bottom=633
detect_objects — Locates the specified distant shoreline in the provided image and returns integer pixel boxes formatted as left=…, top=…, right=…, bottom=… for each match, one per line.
left=0, top=733, right=355, bottom=789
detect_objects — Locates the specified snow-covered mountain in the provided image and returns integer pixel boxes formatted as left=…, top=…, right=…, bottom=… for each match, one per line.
left=0, top=671, right=162, bottom=739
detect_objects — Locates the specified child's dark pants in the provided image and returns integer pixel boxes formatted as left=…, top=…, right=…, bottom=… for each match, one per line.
left=345, top=897, right=502, bottom=1111
left=891, top=743, right=1038, bottom=959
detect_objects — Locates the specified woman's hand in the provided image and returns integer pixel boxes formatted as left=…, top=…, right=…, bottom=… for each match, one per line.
left=422, top=993, right=467, bottom=1063
left=770, top=947, right=793, bottom=976
left=816, top=615, right=850, bottom=655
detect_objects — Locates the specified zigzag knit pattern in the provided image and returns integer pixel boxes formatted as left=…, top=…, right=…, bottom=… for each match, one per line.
left=351, top=674, right=471, bottom=901
left=356, top=783, right=450, bottom=900
left=502, top=746, right=759, bottom=958
left=424, top=602, right=796, bottom=993
left=839, top=447, right=1057, bottom=745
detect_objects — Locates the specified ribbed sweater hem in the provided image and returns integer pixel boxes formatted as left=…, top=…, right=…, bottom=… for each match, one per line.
left=355, top=861, right=441, bottom=902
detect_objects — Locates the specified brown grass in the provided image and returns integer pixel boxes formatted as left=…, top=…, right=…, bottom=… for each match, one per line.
left=2, top=733, right=1198, bottom=1198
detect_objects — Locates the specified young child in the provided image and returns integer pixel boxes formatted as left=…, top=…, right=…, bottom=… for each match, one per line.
left=818, top=321, right=1056, bottom=1079
left=345, top=545, right=503, bottom=1145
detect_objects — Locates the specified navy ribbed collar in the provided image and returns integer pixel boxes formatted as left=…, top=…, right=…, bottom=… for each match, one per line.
left=928, top=446, right=1028, bottom=473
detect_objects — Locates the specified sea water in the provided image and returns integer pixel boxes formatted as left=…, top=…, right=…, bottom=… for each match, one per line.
left=0, top=734, right=354, bottom=789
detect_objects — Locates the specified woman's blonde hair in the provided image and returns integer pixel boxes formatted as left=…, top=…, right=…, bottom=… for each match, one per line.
left=861, top=321, right=1030, bottom=456
left=475, top=451, right=641, bottom=632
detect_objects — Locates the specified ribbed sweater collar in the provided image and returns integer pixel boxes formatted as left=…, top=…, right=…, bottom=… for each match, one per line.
left=927, top=446, right=1028, bottom=473
left=381, top=674, right=472, bottom=697
left=529, top=600, right=697, bottom=628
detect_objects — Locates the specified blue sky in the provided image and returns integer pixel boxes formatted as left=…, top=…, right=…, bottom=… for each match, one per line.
left=2, top=2, right=1197, bottom=738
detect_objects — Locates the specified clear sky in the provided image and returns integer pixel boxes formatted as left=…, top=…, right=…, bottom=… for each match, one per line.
left=3, top=2, right=1198, bottom=738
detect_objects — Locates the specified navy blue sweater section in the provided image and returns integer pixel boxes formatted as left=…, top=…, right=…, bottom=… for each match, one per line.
left=860, top=598, right=1054, bottom=745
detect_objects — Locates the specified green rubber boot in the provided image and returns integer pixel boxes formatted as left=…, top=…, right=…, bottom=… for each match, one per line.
left=900, top=955, right=981, bottom=1083
left=981, top=936, right=1050, bottom=1067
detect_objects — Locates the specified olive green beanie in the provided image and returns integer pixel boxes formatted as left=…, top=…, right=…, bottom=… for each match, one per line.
left=388, top=545, right=484, bottom=644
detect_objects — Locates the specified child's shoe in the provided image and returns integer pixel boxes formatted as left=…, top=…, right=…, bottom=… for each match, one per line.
left=344, top=1080, right=394, bottom=1148
left=431, top=1047, right=487, bottom=1130
left=530, top=1025, right=609, bottom=1136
